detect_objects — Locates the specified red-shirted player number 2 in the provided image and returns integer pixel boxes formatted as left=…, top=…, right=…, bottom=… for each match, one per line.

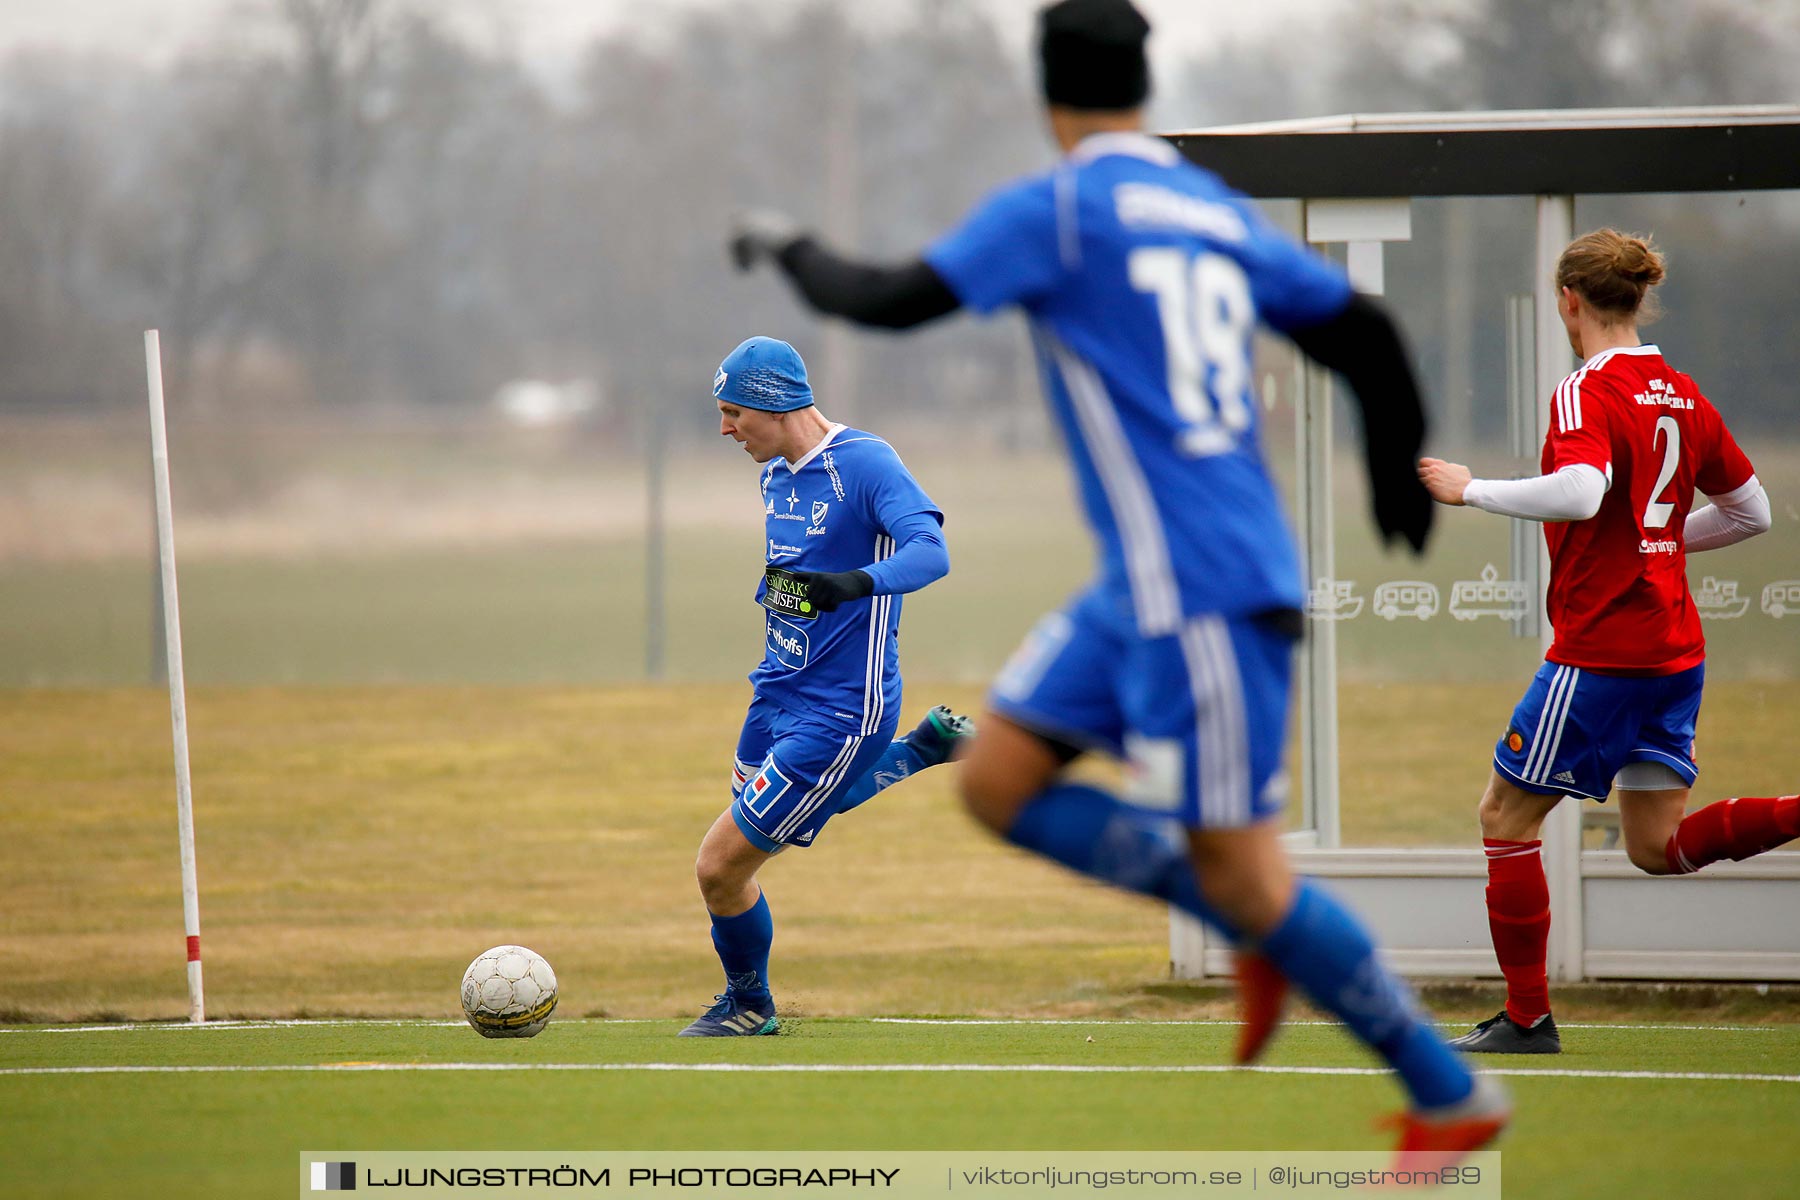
left=1644, top=415, right=1680, bottom=529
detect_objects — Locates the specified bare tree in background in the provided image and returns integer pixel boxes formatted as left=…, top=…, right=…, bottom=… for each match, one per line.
left=108, top=59, right=298, bottom=410
left=0, top=0, right=1793, bottom=437
left=278, top=0, right=390, bottom=405
left=0, top=64, right=131, bottom=409
left=1171, top=0, right=1800, bottom=442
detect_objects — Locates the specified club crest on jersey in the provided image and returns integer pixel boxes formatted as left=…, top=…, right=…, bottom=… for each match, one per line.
left=807, top=500, right=829, bottom=535
left=741, top=760, right=793, bottom=818
left=713, top=368, right=729, bottom=397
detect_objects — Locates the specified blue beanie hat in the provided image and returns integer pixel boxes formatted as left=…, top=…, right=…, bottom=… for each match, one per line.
left=712, top=336, right=815, bottom=413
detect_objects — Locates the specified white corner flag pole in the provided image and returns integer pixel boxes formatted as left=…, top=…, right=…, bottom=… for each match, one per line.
left=145, top=330, right=205, bottom=1023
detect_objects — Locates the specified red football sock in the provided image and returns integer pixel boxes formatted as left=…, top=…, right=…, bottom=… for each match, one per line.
left=1665, top=795, right=1800, bottom=874
left=1483, top=838, right=1551, bottom=1026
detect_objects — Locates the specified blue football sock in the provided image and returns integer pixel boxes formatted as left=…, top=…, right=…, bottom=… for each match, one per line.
left=1257, top=880, right=1473, bottom=1109
left=1004, top=782, right=1236, bottom=938
left=836, top=738, right=932, bottom=814
left=709, top=891, right=773, bottom=1000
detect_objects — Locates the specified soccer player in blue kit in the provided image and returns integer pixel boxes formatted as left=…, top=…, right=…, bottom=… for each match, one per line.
left=681, top=334, right=973, bottom=1037
left=728, top=0, right=1507, bottom=1158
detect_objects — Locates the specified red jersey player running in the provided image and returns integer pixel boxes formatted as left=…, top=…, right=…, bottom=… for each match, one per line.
left=1418, top=228, right=1782, bottom=1054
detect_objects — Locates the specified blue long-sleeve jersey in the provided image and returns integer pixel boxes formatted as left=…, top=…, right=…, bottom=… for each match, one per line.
left=925, top=131, right=1353, bottom=636
left=750, top=425, right=945, bottom=733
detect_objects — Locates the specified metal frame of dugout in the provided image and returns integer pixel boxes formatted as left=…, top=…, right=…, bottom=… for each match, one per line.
left=1158, top=107, right=1800, bottom=984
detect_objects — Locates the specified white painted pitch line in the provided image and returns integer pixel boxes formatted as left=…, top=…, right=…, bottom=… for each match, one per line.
left=0, top=1019, right=663, bottom=1035
left=3, top=1016, right=1790, bottom=1036
left=2, top=1062, right=1797, bottom=1084
left=872, top=1018, right=1793, bottom=1034
left=23, top=1020, right=468, bottom=1034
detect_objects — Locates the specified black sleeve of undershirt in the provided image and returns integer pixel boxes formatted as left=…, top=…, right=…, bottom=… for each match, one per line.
left=1286, top=293, right=1435, bottom=552
left=773, top=237, right=962, bottom=329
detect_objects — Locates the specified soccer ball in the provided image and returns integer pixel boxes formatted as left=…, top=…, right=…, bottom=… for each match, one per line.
left=459, top=945, right=558, bottom=1038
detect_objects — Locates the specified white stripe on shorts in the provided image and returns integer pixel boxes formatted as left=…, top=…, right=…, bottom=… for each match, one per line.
left=770, top=733, right=861, bottom=844
left=1521, top=665, right=1566, bottom=781
left=1178, top=624, right=1220, bottom=825
left=1524, top=665, right=1579, bottom=784
left=1533, top=665, right=1582, bottom=785
left=1180, top=616, right=1250, bottom=828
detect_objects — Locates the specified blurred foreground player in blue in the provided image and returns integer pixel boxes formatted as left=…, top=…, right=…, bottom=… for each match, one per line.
left=729, top=0, right=1505, bottom=1158
left=681, top=336, right=972, bottom=1037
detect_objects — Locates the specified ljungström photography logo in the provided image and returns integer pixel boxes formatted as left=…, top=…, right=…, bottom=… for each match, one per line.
left=310, top=1161, right=356, bottom=1191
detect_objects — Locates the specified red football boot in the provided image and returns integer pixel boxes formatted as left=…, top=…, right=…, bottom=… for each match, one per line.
left=1233, top=950, right=1288, bottom=1065
left=1385, top=1076, right=1510, bottom=1173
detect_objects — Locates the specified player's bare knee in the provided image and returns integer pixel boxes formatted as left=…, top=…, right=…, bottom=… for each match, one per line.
left=1195, top=866, right=1286, bottom=937
left=956, top=765, right=1019, bottom=833
left=1192, top=864, right=1248, bottom=915
left=1625, top=840, right=1674, bottom=875
left=697, top=872, right=741, bottom=912
left=694, top=847, right=740, bottom=904
left=1190, top=834, right=1291, bottom=937
left=957, top=716, right=1063, bottom=834
left=694, top=849, right=723, bottom=899
left=1479, top=775, right=1557, bottom=842
left=1476, top=782, right=1508, bottom=838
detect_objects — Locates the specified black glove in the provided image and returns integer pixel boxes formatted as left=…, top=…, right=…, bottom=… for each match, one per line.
left=787, top=569, right=874, bottom=612
left=1287, top=295, right=1435, bottom=556
left=1366, top=444, right=1435, bottom=554
left=729, top=209, right=804, bottom=272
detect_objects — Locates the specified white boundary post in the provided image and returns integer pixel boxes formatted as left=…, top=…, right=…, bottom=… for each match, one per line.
left=1299, top=198, right=1412, bottom=850
left=1294, top=341, right=1337, bottom=847
left=1531, top=199, right=1584, bottom=984
left=145, top=330, right=205, bottom=1023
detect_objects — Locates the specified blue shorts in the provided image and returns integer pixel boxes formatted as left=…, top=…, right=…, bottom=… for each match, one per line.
left=1493, top=661, right=1703, bottom=801
left=988, top=586, right=1297, bottom=830
left=729, top=695, right=896, bottom=852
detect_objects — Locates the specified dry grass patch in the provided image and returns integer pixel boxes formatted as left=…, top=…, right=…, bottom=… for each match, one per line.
left=2, top=680, right=1792, bottom=1023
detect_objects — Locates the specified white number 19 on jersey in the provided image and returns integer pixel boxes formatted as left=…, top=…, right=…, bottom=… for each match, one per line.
left=1128, top=248, right=1255, bottom=457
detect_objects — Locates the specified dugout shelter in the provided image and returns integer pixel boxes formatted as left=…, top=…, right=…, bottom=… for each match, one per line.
left=1160, top=106, right=1800, bottom=985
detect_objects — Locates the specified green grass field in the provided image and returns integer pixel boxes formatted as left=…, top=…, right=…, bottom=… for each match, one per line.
left=3, top=424, right=1797, bottom=1197
left=3, top=683, right=1799, bottom=1198
left=3, top=1016, right=1797, bottom=1198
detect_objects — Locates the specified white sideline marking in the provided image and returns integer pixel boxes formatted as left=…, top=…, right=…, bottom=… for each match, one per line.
left=871, top=1021, right=1785, bottom=1036
left=0, top=1019, right=659, bottom=1035
left=1, top=1062, right=1797, bottom=1084
left=33, top=1020, right=469, bottom=1034
left=2, top=1015, right=1790, bottom=1035
left=2, top=1014, right=1791, bottom=1036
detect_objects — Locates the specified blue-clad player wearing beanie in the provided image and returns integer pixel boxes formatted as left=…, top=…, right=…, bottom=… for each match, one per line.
left=681, top=336, right=972, bottom=1037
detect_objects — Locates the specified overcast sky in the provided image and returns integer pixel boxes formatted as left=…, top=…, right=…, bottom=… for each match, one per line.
left=0, top=0, right=1326, bottom=74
